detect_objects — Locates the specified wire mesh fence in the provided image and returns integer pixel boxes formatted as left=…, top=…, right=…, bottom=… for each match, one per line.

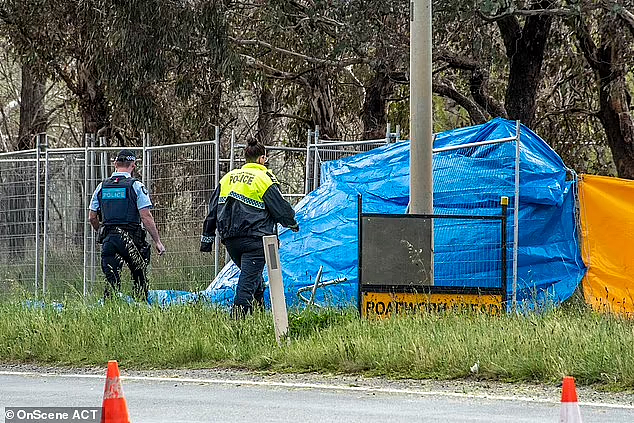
left=0, top=123, right=519, bottom=305
left=142, top=139, right=219, bottom=291
left=432, top=130, right=520, bottom=304
left=0, top=149, right=39, bottom=295
left=42, top=148, right=88, bottom=296
left=0, top=133, right=221, bottom=299
left=304, top=126, right=400, bottom=194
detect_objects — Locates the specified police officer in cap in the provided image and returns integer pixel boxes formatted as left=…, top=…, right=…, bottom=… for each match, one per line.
left=89, top=149, right=166, bottom=301
left=200, top=138, right=299, bottom=317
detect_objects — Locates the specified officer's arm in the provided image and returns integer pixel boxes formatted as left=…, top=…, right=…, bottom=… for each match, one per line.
left=200, top=185, right=220, bottom=252
left=88, top=183, right=102, bottom=230
left=140, top=208, right=166, bottom=255
left=88, top=210, right=100, bottom=231
left=263, top=184, right=299, bottom=230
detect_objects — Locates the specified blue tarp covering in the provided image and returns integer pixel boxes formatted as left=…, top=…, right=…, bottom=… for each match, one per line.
left=154, top=118, right=586, bottom=310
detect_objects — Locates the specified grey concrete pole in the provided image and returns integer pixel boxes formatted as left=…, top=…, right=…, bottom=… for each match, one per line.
left=409, top=0, right=434, bottom=215
left=410, top=0, right=434, bottom=286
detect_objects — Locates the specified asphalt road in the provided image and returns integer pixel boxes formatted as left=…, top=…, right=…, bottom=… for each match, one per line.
left=1, top=371, right=633, bottom=422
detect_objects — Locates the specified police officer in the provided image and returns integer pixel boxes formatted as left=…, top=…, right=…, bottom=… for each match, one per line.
left=88, top=149, right=166, bottom=301
left=200, top=138, right=299, bottom=317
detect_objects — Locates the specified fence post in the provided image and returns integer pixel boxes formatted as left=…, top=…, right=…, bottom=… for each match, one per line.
left=34, top=134, right=43, bottom=296
left=396, top=125, right=401, bottom=142
left=312, top=126, right=320, bottom=191
left=99, top=136, right=107, bottom=182
left=229, top=130, right=235, bottom=171
left=512, top=121, right=521, bottom=313
left=214, top=126, right=220, bottom=277
left=304, top=129, right=312, bottom=195
left=82, top=134, right=91, bottom=297
left=42, top=134, right=50, bottom=295
left=89, top=135, right=97, bottom=292
left=500, top=196, right=509, bottom=310
left=386, top=122, right=391, bottom=144
left=144, top=132, right=152, bottom=190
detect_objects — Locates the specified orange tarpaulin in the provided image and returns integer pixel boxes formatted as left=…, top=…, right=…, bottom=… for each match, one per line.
left=579, top=174, right=634, bottom=315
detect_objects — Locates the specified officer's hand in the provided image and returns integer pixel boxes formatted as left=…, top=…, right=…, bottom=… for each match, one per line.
left=156, top=241, right=166, bottom=256
left=289, top=224, right=300, bottom=233
left=200, top=242, right=214, bottom=253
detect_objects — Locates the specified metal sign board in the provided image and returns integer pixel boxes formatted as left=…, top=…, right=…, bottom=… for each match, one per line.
left=361, top=291, right=504, bottom=318
left=357, top=195, right=509, bottom=318
left=359, top=214, right=433, bottom=287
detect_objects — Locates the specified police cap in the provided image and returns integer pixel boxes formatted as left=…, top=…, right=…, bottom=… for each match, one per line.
left=115, top=149, right=137, bottom=163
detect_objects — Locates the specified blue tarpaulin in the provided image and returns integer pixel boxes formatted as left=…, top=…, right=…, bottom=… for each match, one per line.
left=154, top=118, right=586, bottom=310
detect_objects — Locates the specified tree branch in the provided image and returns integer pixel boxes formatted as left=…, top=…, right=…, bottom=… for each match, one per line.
left=436, top=50, right=507, bottom=118
left=536, top=108, right=599, bottom=127
left=480, top=8, right=577, bottom=21
left=573, top=16, right=601, bottom=71
left=263, top=112, right=313, bottom=125
left=435, top=50, right=477, bottom=71
left=240, top=54, right=303, bottom=80
left=230, top=37, right=368, bottom=68
left=432, top=81, right=488, bottom=124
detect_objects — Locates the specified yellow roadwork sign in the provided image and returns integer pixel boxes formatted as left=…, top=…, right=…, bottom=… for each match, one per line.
left=362, top=291, right=503, bottom=318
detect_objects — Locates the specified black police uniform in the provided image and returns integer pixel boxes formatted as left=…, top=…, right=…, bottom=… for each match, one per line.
left=97, top=173, right=151, bottom=301
left=200, top=162, right=298, bottom=316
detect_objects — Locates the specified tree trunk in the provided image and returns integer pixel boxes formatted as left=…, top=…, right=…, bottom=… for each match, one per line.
left=4, top=61, right=47, bottom=260
left=498, top=1, right=553, bottom=128
left=258, top=83, right=275, bottom=145
left=77, top=61, right=110, bottom=138
left=17, top=61, right=46, bottom=150
left=575, top=14, right=634, bottom=179
left=304, top=73, right=337, bottom=139
left=361, top=70, right=392, bottom=140
left=198, top=80, right=222, bottom=141
left=596, top=53, right=634, bottom=179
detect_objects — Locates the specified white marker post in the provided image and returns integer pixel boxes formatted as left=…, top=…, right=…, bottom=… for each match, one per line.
left=262, top=235, right=289, bottom=345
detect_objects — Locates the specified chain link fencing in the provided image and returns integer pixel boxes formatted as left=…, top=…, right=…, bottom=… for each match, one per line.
left=0, top=123, right=520, bottom=304
left=0, top=132, right=221, bottom=298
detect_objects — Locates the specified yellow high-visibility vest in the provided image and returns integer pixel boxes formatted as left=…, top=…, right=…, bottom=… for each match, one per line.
left=219, top=163, right=279, bottom=209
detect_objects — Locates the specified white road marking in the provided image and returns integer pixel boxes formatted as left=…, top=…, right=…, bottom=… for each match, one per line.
left=1, top=371, right=632, bottom=409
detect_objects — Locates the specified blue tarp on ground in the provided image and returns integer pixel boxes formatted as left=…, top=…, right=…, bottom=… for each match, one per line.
left=154, top=118, right=586, bottom=310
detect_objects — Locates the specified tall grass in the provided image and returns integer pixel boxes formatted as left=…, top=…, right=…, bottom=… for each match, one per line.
left=0, top=299, right=633, bottom=389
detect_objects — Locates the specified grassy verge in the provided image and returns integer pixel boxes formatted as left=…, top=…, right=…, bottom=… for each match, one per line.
left=0, top=298, right=633, bottom=390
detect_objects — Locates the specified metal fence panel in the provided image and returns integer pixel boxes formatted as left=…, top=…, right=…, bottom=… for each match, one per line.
left=144, top=141, right=218, bottom=291
left=432, top=134, right=519, bottom=299
left=1, top=135, right=221, bottom=298
left=42, top=149, right=87, bottom=295
left=0, top=151, right=38, bottom=295
left=306, top=137, right=391, bottom=193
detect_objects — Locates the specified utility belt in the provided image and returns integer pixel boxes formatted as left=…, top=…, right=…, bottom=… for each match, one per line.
left=98, top=224, right=147, bottom=246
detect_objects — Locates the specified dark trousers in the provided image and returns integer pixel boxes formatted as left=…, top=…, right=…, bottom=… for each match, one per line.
left=101, top=227, right=151, bottom=301
left=223, top=236, right=266, bottom=316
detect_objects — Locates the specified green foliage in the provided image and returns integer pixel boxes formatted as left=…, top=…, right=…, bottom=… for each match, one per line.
left=1, top=0, right=633, bottom=175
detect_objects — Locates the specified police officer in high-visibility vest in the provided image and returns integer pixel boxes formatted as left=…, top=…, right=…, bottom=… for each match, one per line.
left=88, top=149, right=166, bottom=301
left=200, top=138, right=299, bottom=317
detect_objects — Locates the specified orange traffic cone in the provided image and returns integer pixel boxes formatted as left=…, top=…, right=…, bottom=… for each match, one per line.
left=559, top=376, right=582, bottom=423
left=101, top=360, right=131, bottom=423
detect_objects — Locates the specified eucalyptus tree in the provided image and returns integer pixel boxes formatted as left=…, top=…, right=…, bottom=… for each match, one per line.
left=0, top=26, right=47, bottom=151
left=229, top=0, right=359, bottom=140
left=570, top=1, right=634, bottom=178
left=0, top=0, right=237, bottom=143
left=432, top=0, right=556, bottom=128
left=0, top=0, right=112, bottom=136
